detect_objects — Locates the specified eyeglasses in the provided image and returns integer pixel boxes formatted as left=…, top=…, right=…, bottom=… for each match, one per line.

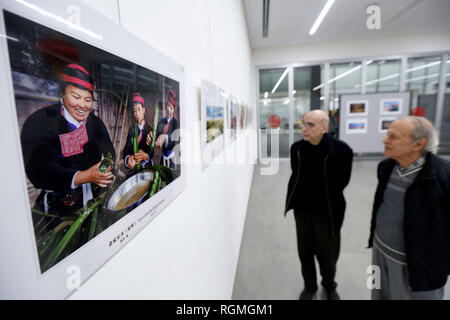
left=302, top=122, right=316, bottom=129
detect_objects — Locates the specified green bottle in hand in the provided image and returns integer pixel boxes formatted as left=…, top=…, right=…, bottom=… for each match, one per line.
left=100, top=152, right=113, bottom=173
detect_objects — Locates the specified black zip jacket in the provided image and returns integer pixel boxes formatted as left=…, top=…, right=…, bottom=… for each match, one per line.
left=285, top=133, right=353, bottom=235
left=368, top=153, right=450, bottom=291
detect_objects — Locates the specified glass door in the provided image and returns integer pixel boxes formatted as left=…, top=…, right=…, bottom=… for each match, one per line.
left=293, top=65, right=323, bottom=143
left=259, top=68, right=290, bottom=158
left=258, top=65, right=324, bottom=159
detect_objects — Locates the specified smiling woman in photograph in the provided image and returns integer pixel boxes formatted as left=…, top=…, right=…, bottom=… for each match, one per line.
left=20, top=63, right=116, bottom=237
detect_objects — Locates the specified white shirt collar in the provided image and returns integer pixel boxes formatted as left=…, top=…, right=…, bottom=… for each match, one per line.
left=61, top=99, right=83, bottom=128
left=138, top=121, right=145, bottom=131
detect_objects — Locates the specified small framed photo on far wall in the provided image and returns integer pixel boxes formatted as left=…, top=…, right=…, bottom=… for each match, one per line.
left=346, top=118, right=368, bottom=134
left=379, top=117, right=397, bottom=133
left=347, top=100, right=368, bottom=116
left=380, top=99, right=402, bottom=115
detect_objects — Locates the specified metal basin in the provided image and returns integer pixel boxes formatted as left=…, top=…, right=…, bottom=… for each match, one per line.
left=104, top=171, right=154, bottom=216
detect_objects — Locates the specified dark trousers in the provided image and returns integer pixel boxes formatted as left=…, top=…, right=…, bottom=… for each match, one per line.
left=294, top=210, right=341, bottom=293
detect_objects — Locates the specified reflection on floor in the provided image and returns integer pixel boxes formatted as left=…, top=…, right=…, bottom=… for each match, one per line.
left=232, top=157, right=450, bottom=300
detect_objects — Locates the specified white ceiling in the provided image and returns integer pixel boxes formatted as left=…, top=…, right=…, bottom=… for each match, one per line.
left=243, top=0, right=450, bottom=49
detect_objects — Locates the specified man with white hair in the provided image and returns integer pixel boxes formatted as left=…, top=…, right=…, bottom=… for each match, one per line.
left=285, top=110, right=354, bottom=300
left=368, top=116, right=450, bottom=300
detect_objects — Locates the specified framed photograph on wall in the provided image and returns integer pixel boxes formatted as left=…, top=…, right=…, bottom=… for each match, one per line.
left=239, top=102, right=245, bottom=131
left=346, top=118, right=368, bottom=134
left=229, top=96, right=238, bottom=141
left=206, top=106, right=224, bottom=143
left=380, top=99, right=402, bottom=115
left=346, top=100, right=368, bottom=116
left=200, top=79, right=225, bottom=170
left=379, top=117, right=397, bottom=133
left=245, top=104, right=250, bottom=129
left=0, top=0, right=185, bottom=299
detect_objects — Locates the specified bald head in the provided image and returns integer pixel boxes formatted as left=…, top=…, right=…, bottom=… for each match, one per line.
left=308, top=110, right=329, bottom=124
left=302, top=109, right=329, bottom=145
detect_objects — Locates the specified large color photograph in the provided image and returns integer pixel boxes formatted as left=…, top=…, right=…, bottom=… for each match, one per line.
left=4, top=11, right=181, bottom=273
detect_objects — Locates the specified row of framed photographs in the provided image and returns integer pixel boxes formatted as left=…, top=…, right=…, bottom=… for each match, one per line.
left=346, top=99, right=403, bottom=117
left=346, top=117, right=397, bottom=134
left=201, top=79, right=251, bottom=170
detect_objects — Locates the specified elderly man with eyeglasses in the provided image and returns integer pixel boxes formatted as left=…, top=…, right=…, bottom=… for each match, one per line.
left=368, top=116, right=450, bottom=300
left=285, top=110, right=354, bottom=300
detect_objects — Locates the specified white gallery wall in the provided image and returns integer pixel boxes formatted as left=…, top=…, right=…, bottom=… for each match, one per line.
left=253, top=31, right=450, bottom=66
left=66, top=0, right=256, bottom=299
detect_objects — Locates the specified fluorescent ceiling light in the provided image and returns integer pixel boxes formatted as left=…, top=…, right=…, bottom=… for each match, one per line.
left=313, top=84, right=324, bottom=91
left=114, top=66, right=133, bottom=74
left=320, top=97, right=325, bottom=101
left=366, top=73, right=400, bottom=86
left=406, top=60, right=441, bottom=73
left=0, top=34, right=19, bottom=42
left=361, top=60, right=449, bottom=88
left=309, top=0, right=335, bottom=35
left=284, top=99, right=290, bottom=104
left=16, top=0, right=103, bottom=40
left=313, top=64, right=361, bottom=91
left=271, top=68, right=289, bottom=94
left=405, top=73, right=440, bottom=83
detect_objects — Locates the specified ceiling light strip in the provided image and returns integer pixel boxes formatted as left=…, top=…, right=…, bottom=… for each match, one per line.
left=309, top=0, right=335, bottom=35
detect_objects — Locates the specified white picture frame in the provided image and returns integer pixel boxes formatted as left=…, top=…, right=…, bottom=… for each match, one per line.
left=0, top=0, right=185, bottom=299
left=200, top=79, right=225, bottom=171
left=378, top=117, right=398, bottom=133
left=229, top=96, right=238, bottom=141
left=380, top=99, right=403, bottom=115
left=346, top=100, right=369, bottom=117
left=346, top=118, right=368, bottom=134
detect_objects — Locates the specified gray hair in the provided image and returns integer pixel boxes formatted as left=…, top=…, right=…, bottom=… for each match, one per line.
left=401, top=116, right=439, bottom=154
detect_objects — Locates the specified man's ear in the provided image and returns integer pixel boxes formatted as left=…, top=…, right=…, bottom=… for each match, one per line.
left=414, top=137, right=427, bottom=152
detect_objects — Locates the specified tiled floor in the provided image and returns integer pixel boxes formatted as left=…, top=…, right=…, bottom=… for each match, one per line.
left=232, top=157, right=450, bottom=300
